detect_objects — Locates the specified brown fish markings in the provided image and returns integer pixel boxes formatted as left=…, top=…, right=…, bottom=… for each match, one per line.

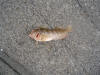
left=29, top=25, right=72, bottom=42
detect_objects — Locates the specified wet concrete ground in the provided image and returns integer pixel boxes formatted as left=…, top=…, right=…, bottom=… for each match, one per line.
left=0, top=0, right=100, bottom=75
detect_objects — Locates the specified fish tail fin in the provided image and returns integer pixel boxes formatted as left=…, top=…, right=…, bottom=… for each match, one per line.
left=66, top=25, right=72, bottom=32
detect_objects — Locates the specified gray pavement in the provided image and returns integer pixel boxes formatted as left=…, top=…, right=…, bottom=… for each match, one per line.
left=0, top=0, right=100, bottom=75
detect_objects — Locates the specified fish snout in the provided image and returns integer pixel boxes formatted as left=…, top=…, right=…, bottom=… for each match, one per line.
left=29, top=34, right=34, bottom=39
left=29, top=30, right=35, bottom=39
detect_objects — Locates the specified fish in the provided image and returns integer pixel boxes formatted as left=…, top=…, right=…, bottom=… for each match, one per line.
left=29, top=25, right=72, bottom=42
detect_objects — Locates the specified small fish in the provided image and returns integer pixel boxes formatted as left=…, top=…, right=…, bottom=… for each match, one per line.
left=29, top=25, right=72, bottom=42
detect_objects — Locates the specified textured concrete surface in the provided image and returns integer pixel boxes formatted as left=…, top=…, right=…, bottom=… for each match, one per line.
left=0, top=0, right=100, bottom=75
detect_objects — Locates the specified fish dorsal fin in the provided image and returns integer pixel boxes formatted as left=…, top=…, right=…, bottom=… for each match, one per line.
left=38, top=26, right=48, bottom=30
left=55, top=26, right=62, bottom=29
left=39, top=27, right=47, bottom=29
left=66, top=25, right=72, bottom=32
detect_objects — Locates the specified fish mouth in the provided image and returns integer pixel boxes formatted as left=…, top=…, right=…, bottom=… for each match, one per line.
left=29, top=30, right=35, bottom=39
left=29, top=34, right=34, bottom=39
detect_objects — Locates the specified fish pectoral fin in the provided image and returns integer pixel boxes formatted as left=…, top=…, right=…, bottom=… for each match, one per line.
left=41, top=34, right=48, bottom=41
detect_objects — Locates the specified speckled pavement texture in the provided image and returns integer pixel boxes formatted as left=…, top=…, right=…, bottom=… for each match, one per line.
left=0, top=0, right=100, bottom=75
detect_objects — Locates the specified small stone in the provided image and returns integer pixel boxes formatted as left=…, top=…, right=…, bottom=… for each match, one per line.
left=0, top=49, right=3, bottom=51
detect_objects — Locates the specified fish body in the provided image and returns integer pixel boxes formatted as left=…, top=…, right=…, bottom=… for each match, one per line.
left=29, top=25, right=72, bottom=42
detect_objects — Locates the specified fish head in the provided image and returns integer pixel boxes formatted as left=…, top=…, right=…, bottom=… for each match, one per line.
left=29, top=30, right=42, bottom=41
